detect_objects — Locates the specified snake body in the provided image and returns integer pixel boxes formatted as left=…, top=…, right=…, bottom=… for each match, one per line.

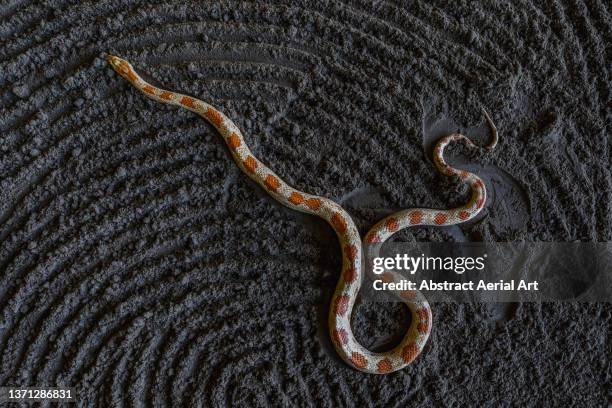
left=107, top=55, right=497, bottom=374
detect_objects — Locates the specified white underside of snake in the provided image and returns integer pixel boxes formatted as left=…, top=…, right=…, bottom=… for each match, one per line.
left=107, top=55, right=498, bottom=374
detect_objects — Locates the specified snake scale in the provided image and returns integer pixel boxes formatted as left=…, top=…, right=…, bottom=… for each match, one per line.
left=107, top=55, right=497, bottom=374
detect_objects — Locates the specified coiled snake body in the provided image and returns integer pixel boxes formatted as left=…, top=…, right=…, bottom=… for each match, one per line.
left=108, top=55, right=497, bottom=374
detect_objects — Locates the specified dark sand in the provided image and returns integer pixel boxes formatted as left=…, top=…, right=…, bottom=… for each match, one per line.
left=0, top=1, right=609, bottom=406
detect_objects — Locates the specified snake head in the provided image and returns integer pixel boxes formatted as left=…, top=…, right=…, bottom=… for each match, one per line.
left=106, top=54, right=137, bottom=82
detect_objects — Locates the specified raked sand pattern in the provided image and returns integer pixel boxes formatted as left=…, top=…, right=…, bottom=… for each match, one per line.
left=0, top=1, right=609, bottom=406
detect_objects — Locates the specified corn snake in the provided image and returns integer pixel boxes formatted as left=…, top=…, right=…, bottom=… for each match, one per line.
left=107, top=55, right=497, bottom=374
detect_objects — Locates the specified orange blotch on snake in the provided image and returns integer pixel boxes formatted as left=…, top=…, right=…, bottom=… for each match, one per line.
left=345, top=244, right=358, bottom=261
left=305, top=198, right=322, bottom=210
left=180, top=96, right=196, bottom=108
left=288, top=192, right=304, bottom=205
left=331, top=213, right=347, bottom=234
left=159, top=91, right=173, bottom=100
left=417, top=308, right=430, bottom=334
left=476, top=197, right=485, bottom=209
left=458, top=210, right=470, bottom=220
left=401, top=290, right=417, bottom=300
left=227, top=133, right=241, bottom=150
left=409, top=211, right=423, bottom=225
left=205, top=108, right=224, bottom=127
left=244, top=156, right=258, bottom=173
left=334, top=295, right=349, bottom=316
left=385, top=217, right=399, bottom=232
left=333, top=328, right=348, bottom=345
left=366, top=232, right=380, bottom=243
left=381, top=272, right=394, bottom=284
left=344, top=267, right=357, bottom=283
left=351, top=352, right=368, bottom=369
left=434, top=213, right=448, bottom=225
left=125, top=68, right=137, bottom=81
left=265, top=175, right=280, bottom=192
left=142, top=85, right=155, bottom=95
left=377, top=359, right=393, bottom=374
left=401, top=342, right=419, bottom=364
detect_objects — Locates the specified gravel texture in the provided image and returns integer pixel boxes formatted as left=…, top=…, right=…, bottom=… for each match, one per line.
left=0, top=1, right=610, bottom=406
